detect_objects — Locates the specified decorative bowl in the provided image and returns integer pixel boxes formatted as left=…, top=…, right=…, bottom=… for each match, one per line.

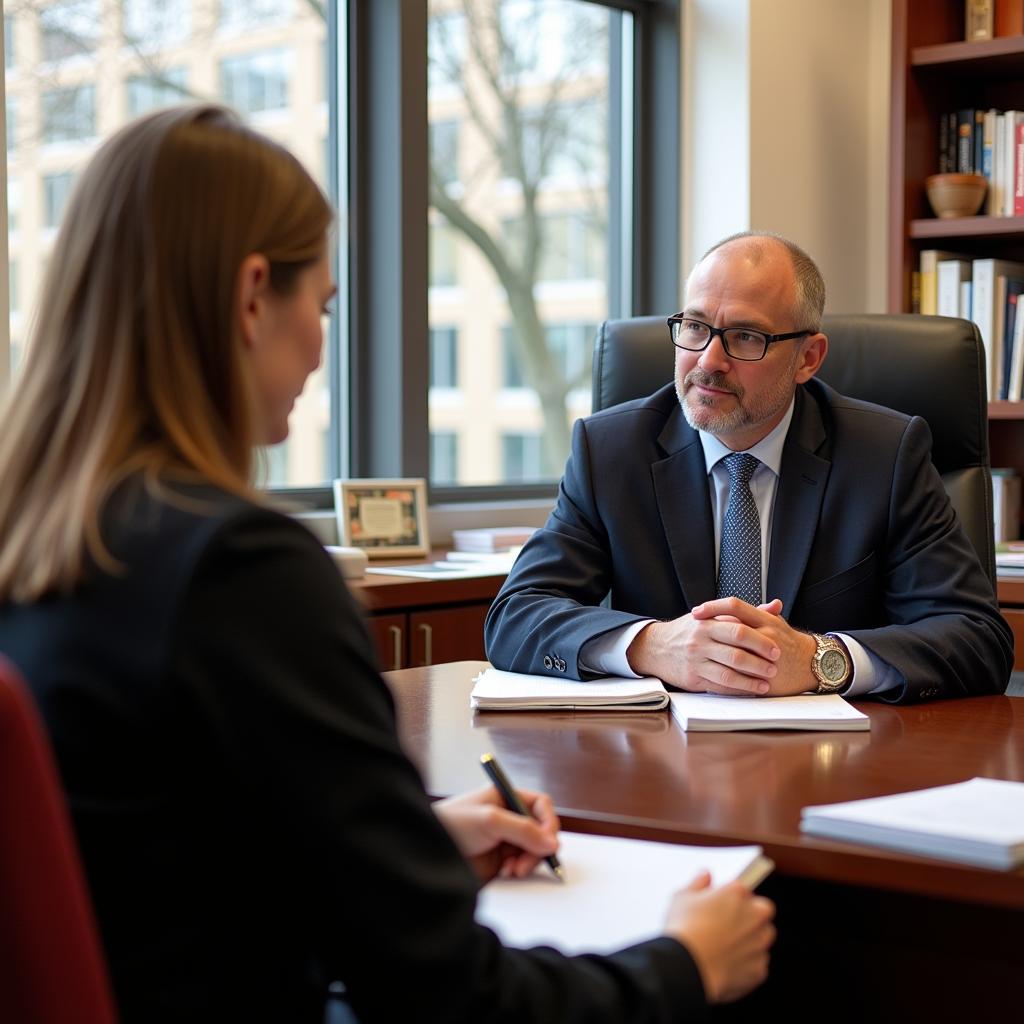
left=925, top=172, right=988, bottom=219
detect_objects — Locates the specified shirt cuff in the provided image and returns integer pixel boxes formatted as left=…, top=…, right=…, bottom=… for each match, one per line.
left=580, top=620, right=655, bottom=677
left=833, top=633, right=902, bottom=697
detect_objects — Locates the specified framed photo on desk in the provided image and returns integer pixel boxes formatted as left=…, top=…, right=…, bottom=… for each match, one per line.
left=333, top=478, right=430, bottom=558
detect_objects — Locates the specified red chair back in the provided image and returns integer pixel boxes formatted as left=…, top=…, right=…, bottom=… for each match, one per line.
left=0, top=655, right=118, bottom=1023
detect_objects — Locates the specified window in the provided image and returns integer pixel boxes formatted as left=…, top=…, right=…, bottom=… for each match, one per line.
left=40, top=0, right=101, bottom=62
left=431, top=431, right=459, bottom=485
left=219, top=0, right=291, bottom=32
left=502, top=432, right=543, bottom=483
left=427, top=0, right=624, bottom=486
left=5, top=96, right=15, bottom=152
left=5, top=15, right=14, bottom=70
left=7, top=178, right=20, bottom=235
left=220, top=48, right=292, bottom=115
left=429, top=223, right=457, bottom=288
left=42, top=86, right=96, bottom=143
left=8, top=260, right=18, bottom=315
left=3, top=2, right=679, bottom=501
left=43, top=172, right=76, bottom=229
left=429, top=327, right=458, bottom=389
left=123, top=0, right=190, bottom=51
left=126, top=69, right=188, bottom=118
left=430, top=120, right=459, bottom=190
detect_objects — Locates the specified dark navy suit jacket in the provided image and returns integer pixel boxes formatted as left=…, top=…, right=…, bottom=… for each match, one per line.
left=485, top=379, right=1013, bottom=703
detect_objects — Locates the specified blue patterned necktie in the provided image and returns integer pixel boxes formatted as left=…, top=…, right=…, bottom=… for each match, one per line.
left=716, top=452, right=762, bottom=605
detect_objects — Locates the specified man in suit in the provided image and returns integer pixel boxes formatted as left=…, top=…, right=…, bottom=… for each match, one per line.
left=485, top=232, right=1013, bottom=703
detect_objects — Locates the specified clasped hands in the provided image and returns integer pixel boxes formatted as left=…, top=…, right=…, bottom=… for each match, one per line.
left=627, top=597, right=818, bottom=696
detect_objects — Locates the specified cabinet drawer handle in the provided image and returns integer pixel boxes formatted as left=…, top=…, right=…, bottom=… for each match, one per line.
left=419, top=623, right=433, bottom=666
left=388, top=625, right=403, bottom=671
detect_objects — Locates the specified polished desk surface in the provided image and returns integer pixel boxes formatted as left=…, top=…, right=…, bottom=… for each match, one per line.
left=386, top=661, right=1024, bottom=912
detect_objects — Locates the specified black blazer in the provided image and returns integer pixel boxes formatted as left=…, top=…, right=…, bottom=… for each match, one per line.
left=0, top=480, right=706, bottom=1023
left=485, top=380, right=1013, bottom=703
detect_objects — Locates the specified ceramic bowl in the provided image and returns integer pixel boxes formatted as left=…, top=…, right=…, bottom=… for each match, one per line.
left=925, top=172, right=988, bottom=219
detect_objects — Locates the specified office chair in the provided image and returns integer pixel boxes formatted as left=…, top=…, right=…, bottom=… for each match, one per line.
left=0, top=655, right=119, bottom=1024
left=591, top=313, right=995, bottom=584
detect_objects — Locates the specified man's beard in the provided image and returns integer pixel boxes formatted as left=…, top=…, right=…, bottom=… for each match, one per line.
left=675, top=363, right=797, bottom=440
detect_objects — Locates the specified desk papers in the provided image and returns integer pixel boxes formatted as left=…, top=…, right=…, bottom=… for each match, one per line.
left=800, top=777, right=1024, bottom=869
left=476, top=832, right=771, bottom=955
left=670, top=692, right=870, bottom=732
left=470, top=668, right=670, bottom=711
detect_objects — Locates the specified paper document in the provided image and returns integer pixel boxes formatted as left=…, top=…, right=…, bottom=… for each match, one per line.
left=670, top=691, right=870, bottom=732
left=470, top=667, right=669, bottom=711
left=476, top=831, right=771, bottom=954
left=800, top=777, right=1024, bottom=869
left=366, top=562, right=510, bottom=580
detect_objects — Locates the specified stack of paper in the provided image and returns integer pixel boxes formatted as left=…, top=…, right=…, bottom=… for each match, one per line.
left=670, top=692, right=870, bottom=732
left=476, top=831, right=772, bottom=954
left=452, top=526, right=537, bottom=552
left=470, top=668, right=669, bottom=711
left=800, top=777, right=1024, bottom=869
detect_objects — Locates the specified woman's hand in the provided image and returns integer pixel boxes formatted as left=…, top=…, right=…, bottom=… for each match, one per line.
left=434, top=784, right=561, bottom=883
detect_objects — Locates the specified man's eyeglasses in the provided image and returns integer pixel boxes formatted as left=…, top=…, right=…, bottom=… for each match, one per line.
left=667, top=315, right=813, bottom=362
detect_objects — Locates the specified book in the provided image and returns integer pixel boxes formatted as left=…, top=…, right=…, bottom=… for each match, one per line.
left=1016, top=116, right=1024, bottom=216
left=669, top=692, right=870, bottom=733
left=1002, top=278, right=1024, bottom=398
left=1003, top=112, right=1021, bottom=216
left=919, top=249, right=970, bottom=316
left=966, top=0, right=995, bottom=40
left=1009, top=302, right=1024, bottom=398
left=800, top=777, right=1024, bottom=869
left=995, top=0, right=1024, bottom=36
left=452, top=526, right=537, bottom=552
left=956, top=108, right=975, bottom=173
left=970, top=258, right=1024, bottom=395
left=936, top=259, right=972, bottom=317
left=983, top=108, right=997, bottom=214
left=960, top=279, right=973, bottom=320
left=991, top=468, right=1022, bottom=541
left=476, top=831, right=772, bottom=955
left=470, top=668, right=670, bottom=711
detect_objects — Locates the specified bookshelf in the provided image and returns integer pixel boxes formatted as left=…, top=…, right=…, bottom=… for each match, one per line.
left=891, top=1, right=1024, bottom=664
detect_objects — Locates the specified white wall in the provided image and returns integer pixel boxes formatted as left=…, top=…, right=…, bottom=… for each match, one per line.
left=682, top=0, right=891, bottom=315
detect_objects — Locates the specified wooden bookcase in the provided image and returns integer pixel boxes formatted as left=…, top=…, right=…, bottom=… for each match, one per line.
left=890, top=1, right=1024, bottom=665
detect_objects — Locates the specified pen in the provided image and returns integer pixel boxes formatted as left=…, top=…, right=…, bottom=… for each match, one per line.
left=480, top=752, right=565, bottom=882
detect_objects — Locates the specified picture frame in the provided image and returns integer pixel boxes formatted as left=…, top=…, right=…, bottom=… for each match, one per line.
left=333, top=478, right=430, bottom=558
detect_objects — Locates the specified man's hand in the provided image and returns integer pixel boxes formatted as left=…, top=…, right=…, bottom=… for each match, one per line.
left=434, top=785, right=560, bottom=883
left=627, top=597, right=817, bottom=696
left=664, top=872, right=776, bottom=1004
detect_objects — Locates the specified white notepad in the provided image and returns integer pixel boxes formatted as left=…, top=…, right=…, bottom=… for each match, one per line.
left=476, top=831, right=772, bottom=954
left=670, top=691, right=870, bottom=732
left=800, top=777, right=1024, bottom=869
left=470, top=668, right=670, bottom=711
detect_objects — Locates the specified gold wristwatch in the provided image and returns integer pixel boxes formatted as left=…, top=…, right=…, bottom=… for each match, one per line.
left=809, top=633, right=851, bottom=693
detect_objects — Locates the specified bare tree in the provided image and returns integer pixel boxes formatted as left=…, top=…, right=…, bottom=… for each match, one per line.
left=428, top=0, right=608, bottom=476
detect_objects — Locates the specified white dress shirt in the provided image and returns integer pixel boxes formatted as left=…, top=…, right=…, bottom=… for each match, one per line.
left=580, top=398, right=900, bottom=697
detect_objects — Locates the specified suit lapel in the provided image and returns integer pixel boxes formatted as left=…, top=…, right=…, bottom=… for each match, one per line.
left=652, top=408, right=717, bottom=610
left=767, top=387, right=831, bottom=616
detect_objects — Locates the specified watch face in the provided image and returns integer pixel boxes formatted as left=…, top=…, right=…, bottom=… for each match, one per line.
left=820, top=649, right=848, bottom=682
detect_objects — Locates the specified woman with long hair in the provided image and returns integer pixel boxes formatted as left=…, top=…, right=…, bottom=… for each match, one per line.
left=0, top=105, right=773, bottom=1022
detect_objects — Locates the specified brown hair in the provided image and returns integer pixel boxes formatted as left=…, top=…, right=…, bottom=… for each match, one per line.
left=0, top=104, right=332, bottom=602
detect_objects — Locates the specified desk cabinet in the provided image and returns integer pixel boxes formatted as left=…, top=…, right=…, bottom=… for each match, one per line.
left=351, top=558, right=502, bottom=671
left=998, top=577, right=1024, bottom=670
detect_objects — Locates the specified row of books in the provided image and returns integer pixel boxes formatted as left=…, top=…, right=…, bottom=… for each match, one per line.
left=936, top=108, right=1024, bottom=217
left=916, top=250, right=1024, bottom=399
left=966, top=0, right=1024, bottom=41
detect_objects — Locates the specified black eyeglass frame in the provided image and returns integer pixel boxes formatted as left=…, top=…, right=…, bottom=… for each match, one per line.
left=666, top=315, right=814, bottom=362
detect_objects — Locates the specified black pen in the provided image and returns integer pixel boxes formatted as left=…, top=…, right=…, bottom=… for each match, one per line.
left=480, top=752, right=565, bottom=882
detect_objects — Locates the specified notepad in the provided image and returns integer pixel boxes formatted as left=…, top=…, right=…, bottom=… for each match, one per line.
left=800, top=777, right=1024, bottom=869
left=669, top=691, right=870, bottom=732
left=476, top=832, right=772, bottom=954
left=470, top=668, right=670, bottom=711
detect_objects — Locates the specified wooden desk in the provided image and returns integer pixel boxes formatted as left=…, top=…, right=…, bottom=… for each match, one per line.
left=997, top=575, right=1024, bottom=670
left=349, top=555, right=504, bottom=671
left=386, top=661, right=1024, bottom=1021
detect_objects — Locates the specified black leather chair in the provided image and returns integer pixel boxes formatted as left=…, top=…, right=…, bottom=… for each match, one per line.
left=590, top=313, right=995, bottom=584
